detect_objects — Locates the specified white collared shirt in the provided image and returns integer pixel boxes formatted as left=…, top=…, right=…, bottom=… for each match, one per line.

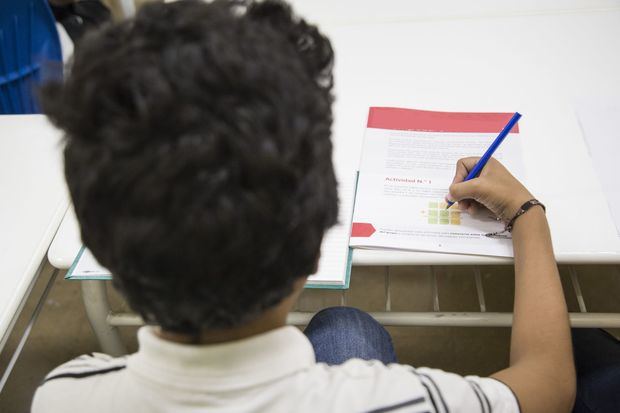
left=32, top=326, right=519, bottom=413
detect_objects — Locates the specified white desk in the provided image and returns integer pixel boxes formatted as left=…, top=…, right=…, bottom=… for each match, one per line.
left=321, top=0, right=620, bottom=265
left=50, top=1, right=620, bottom=268
left=0, top=115, right=68, bottom=353
left=46, top=1, right=620, bottom=354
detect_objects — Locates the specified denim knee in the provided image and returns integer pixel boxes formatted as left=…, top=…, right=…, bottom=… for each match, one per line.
left=304, top=307, right=397, bottom=365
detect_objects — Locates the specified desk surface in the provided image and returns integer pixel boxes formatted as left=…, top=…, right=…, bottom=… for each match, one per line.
left=49, top=1, right=620, bottom=269
left=0, top=115, right=68, bottom=350
left=326, top=1, right=620, bottom=265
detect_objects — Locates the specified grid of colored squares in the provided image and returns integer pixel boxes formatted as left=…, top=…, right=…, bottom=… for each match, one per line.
left=427, top=201, right=460, bottom=225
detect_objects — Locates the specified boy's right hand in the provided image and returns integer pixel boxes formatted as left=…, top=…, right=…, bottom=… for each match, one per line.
left=446, top=157, right=534, bottom=222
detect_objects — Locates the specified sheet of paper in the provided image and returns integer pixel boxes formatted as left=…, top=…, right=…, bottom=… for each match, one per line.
left=350, top=107, right=525, bottom=257
left=576, top=98, right=620, bottom=237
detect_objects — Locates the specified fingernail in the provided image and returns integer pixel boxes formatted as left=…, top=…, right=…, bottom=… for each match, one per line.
left=445, top=193, right=454, bottom=203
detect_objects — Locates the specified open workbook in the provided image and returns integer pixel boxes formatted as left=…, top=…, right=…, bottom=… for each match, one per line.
left=67, top=169, right=354, bottom=289
left=350, top=107, right=525, bottom=258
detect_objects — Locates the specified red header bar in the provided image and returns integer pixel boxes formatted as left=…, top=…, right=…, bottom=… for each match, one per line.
left=367, top=107, right=519, bottom=134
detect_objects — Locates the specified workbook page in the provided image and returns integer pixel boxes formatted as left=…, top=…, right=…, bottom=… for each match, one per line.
left=350, top=107, right=524, bottom=257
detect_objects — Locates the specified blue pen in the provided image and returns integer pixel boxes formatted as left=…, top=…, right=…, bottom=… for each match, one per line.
left=446, top=112, right=522, bottom=209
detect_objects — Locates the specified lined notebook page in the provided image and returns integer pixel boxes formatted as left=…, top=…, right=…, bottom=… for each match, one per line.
left=307, top=171, right=355, bottom=286
left=69, top=172, right=355, bottom=286
left=69, top=247, right=110, bottom=279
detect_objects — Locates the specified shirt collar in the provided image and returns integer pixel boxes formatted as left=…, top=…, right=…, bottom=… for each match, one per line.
left=128, top=325, right=316, bottom=391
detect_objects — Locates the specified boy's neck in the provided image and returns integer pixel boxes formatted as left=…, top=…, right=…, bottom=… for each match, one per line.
left=156, top=276, right=307, bottom=345
left=157, top=307, right=287, bottom=345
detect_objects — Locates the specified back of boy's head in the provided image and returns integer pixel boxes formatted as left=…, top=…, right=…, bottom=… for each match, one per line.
left=41, top=0, right=337, bottom=335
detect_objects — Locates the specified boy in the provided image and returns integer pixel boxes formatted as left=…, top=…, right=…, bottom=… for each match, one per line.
left=35, top=1, right=578, bottom=412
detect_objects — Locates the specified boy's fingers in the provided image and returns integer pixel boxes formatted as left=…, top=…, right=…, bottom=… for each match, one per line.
left=457, top=199, right=471, bottom=212
left=466, top=202, right=480, bottom=216
left=446, top=157, right=483, bottom=205
left=447, top=179, right=480, bottom=203
left=451, top=157, right=481, bottom=185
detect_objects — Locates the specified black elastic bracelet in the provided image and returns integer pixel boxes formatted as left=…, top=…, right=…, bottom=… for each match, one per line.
left=505, top=199, right=546, bottom=232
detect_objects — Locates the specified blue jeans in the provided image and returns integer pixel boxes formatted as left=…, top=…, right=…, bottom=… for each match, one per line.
left=572, top=328, right=620, bottom=413
left=304, top=307, right=397, bottom=365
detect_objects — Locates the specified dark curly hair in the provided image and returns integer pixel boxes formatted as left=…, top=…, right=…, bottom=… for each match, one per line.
left=40, top=0, right=337, bottom=334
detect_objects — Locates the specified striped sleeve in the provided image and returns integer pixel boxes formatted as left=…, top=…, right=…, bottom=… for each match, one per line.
left=318, top=360, right=520, bottom=413
left=40, top=352, right=127, bottom=384
left=466, top=376, right=521, bottom=413
left=413, top=367, right=520, bottom=413
left=32, top=353, right=130, bottom=413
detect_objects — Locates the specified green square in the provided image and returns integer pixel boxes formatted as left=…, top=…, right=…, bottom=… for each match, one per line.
left=428, top=217, right=438, bottom=224
left=429, top=201, right=438, bottom=209
left=439, top=210, right=449, bottom=219
left=428, top=209, right=438, bottom=217
left=439, top=218, right=449, bottom=225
